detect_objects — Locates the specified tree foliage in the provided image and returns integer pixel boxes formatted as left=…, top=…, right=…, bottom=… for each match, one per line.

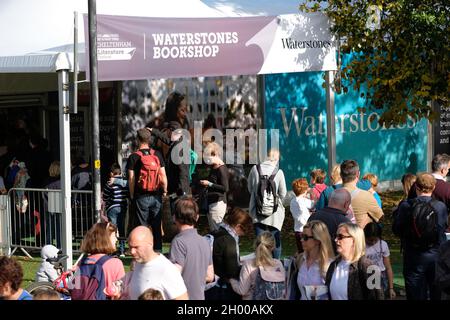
left=300, top=0, right=449, bottom=126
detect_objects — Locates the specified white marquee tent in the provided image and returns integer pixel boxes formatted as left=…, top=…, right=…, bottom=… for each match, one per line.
left=0, top=0, right=333, bottom=267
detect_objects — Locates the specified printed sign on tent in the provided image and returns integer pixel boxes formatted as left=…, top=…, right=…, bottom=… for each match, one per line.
left=84, top=13, right=336, bottom=81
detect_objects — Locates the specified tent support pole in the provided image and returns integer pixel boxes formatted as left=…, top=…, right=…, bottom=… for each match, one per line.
left=88, top=0, right=101, bottom=223
left=57, top=68, right=73, bottom=269
left=257, top=75, right=265, bottom=163
left=325, top=70, right=337, bottom=176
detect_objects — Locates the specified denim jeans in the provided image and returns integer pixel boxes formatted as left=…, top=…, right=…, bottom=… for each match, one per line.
left=134, top=194, right=162, bottom=251
left=107, top=205, right=127, bottom=253
left=403, top=249, right=439, bottom=300
left=254, top=223, right=281, bottom=259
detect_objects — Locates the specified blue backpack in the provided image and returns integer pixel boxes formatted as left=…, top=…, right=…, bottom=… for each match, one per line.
left=252, top=266, right=286, bottom=300
left=70, top=255, right=112, bottom=300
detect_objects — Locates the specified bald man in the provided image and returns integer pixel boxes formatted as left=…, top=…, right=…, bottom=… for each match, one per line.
left=308, top=189, right=351, bottom=253
left=119, top=226, right=189, bottom=300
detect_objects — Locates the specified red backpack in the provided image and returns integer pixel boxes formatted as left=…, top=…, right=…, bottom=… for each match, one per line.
left=135, top=149, right=161, bottom=192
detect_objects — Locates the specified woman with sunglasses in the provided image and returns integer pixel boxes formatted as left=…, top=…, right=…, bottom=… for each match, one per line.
left=289, top=221, right=334, bottom=300
left=325, top=222, right=383, bottom=300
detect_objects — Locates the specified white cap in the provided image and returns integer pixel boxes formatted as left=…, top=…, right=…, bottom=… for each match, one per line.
left=40, top=244, right=59, bottom=260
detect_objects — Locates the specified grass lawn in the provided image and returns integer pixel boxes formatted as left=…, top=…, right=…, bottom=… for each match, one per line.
left=14, top=190, right=406, bottom=294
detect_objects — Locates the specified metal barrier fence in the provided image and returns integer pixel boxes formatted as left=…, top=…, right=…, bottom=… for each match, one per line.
left=2, top=188, right=95, bottom=257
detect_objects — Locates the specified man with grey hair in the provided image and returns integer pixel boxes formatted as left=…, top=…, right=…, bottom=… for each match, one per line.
left=408, top=153, right=450, bottom=212
left=308, top=188, right=352, bottom=253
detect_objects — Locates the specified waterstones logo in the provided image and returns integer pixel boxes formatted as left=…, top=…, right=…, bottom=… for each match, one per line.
left=280, top=107, right=418, bottom=137
left=281, top=38, right=332, bottom=49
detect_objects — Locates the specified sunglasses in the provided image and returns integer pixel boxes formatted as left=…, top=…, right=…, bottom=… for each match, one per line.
left=300, top=235, right=315, bottom=241
left=335, top=234, right=353, bottom=241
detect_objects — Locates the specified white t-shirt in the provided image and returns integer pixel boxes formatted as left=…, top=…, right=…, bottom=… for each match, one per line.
left=290, top=196, right=314, bottom=232
left=125, top=254, right=187, bottom=300
left=330, top=260, right=351, bottom=300
left=365, top=240, right=390, bottom=272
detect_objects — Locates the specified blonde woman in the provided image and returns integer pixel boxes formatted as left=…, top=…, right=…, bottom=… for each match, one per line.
left=199, top=142, right=229, bottom=232
left=230, top=231, right=285, bottom=300
left=325, top=222, right=383, bottom=300
left=295, top=220, right=334, bottom=300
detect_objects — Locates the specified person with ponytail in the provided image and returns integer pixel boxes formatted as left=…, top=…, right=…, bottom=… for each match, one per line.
left=229, top=231, right=285, bottom=300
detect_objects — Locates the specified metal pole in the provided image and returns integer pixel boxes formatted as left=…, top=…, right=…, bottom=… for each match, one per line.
left=58, top=69, right=73, bottom=269
left=256, top=75, right=265, bottom=163
left=88, top=0, right=101, bottom=222
left=325, top=70, right=337, bottom=177
left=70, top=11, right=78, bottom=114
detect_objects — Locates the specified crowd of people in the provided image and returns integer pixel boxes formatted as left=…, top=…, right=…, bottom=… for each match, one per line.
left=0, top=91, right=449, bottom=301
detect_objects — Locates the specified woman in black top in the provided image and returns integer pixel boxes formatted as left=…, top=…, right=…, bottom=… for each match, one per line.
left=206, top=207, right=252, bottom=300
left=200, top=142, right=229, bottom=232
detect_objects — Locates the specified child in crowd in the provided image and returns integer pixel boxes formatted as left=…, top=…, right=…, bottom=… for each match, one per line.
left=138, top=288, right=165, bottom=300
left=103, top=163, right=129, bottom=257
left=364, top=222, right=396, bottom=299
left=32, top=288, right=61, bottom=300
left=310, top=169, right=327, bottom=201
left=363, top=173, right=382, bottom=208
left=35, top=244, right=60, bottom=283
left=290, top=178, right=315, bottom=253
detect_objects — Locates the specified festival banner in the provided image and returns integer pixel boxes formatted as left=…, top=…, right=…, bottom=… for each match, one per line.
left=84, top=13, right=336, bottom=81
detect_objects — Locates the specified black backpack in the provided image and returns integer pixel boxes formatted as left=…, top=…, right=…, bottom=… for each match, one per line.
left=255, top=165, right=278, bottom=217
left=403, top=199, right=439, bottom=250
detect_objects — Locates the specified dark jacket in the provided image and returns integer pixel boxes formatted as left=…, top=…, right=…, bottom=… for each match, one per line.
left=151, top=128, right=191, bottom=196
left=325, top=256, right=383, bottom=300
left=408, top=179, right=450, bottom=212
left=308, top=207, right=351, bottom=253
left=206, top=165, right=229, bottom=204
left=212, top=227, right=240, bottom=283
left=26, top=146, right=51, bottom=188
left=392, top=196, right=448, bottom=252
left=285, top=254, right=303, bottom=300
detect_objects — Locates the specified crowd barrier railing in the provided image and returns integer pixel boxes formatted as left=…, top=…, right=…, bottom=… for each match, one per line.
left=4, top=187, right=95, bottom=257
